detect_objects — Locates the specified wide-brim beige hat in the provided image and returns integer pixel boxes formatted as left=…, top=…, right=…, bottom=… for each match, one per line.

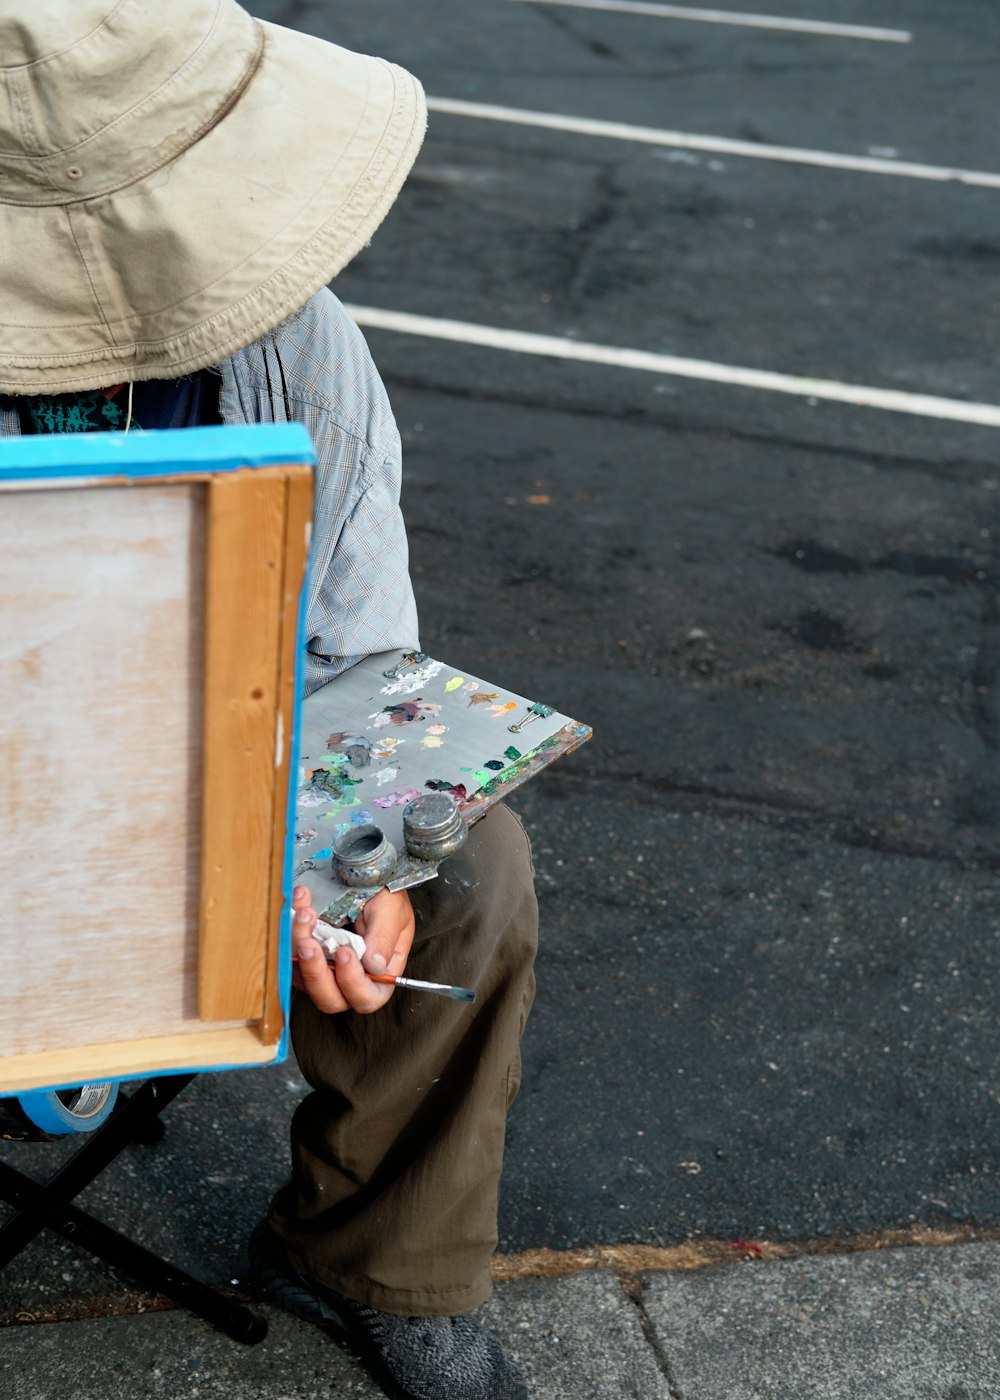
left=0, top=0, right=426, bottom=393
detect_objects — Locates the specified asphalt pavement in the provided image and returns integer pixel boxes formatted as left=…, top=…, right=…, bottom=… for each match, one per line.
left=3, top=1, right=1000, bottom=1395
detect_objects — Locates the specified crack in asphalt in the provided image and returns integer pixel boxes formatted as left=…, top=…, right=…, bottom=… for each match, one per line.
left=528, top=2, right=635, bottom=68
left=620, top=1273, right=685, bottom=1399
left=971, top=585, right=1000, bottom=753
left=560, top=163, right=623, bottom=302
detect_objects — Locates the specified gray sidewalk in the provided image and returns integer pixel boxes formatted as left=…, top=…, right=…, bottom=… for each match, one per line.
left=3, top=1240, right=998, bottom=1398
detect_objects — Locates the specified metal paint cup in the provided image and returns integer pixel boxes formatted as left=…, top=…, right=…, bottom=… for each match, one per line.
left=333, top=825, right=398, bottom=888
left=402, top=793, right=468, bottom=862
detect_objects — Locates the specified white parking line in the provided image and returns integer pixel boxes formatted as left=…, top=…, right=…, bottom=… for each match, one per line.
left=426, top=97, right=1000, bottom=189
left=509, top=0, right=911, bottom=43
left=346, top=305, right=1000, bottom=428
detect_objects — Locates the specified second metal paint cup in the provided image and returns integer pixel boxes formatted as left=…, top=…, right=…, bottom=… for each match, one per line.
left=402, top=792, right=468, bottom=862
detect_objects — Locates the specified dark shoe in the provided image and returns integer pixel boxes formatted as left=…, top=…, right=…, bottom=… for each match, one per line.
left=248, top=1225, right=528, bottom=1400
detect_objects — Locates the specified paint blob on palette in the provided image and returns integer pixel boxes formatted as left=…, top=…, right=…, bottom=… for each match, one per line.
left=379, top=657, right=445, bottom=697
left=293, top=649, right=590, bottom=924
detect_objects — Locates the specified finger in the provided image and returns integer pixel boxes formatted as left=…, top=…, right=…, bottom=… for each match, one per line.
left=380, top=921, right=413, bottom=978
left=355, top=891, right=415, bottom=975
left=332, top=945, right=394, bottom=1015
left=291, top=885, right=319, bottom=947
left=292, top=884, right=317, bottom=924
left=293, top=906, right=349, bottom=1014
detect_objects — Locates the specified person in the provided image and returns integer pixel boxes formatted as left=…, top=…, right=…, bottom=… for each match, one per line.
left=0, top=5, right=537, bottom=1398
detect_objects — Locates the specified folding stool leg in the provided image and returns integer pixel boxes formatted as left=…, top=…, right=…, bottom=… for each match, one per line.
left=0, top=1075, right=266, bottom=1344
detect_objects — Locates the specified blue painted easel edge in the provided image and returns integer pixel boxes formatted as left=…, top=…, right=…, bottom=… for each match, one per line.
left=275, top=503, right=315, bottom=1067
left=0, top=422, right=315, bottom=481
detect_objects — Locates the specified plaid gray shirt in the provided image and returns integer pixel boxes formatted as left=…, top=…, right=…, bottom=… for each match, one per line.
left=0, top=289, right=419, bottom=697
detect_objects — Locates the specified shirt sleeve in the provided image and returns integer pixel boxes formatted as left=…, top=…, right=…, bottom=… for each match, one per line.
left=221, top=291, right=421, bottom=699
left=301, top=426, right=419, bottom=699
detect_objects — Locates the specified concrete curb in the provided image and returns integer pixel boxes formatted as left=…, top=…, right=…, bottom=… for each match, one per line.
left=2, top=1242, right=998, bottom=1399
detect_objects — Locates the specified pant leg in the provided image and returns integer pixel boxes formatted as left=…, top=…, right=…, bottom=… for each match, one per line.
left=266, top=803, right=537, bottom=1317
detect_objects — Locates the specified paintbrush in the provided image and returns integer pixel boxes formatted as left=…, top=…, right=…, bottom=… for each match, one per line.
left=293, top=955, right=476, bottom=1002
left=367, top=972, right=477, bottom=1002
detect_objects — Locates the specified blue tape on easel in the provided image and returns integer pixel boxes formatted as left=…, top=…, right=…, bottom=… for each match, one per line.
left=17, top=1084, right=119, bottom=1135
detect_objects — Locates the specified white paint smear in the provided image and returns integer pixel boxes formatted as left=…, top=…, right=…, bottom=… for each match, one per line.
left=346, top=304, right=1000, bottom=429
left=426, top=98, right=1000, bottom=189
left=509, top=0, right=911, bottom=42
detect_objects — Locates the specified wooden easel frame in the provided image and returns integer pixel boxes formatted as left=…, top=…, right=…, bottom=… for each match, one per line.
left=0, top=425, right=314, bottom=1093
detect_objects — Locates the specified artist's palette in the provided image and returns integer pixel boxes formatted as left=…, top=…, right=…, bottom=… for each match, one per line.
left=294, top=649, right=589, bottom=924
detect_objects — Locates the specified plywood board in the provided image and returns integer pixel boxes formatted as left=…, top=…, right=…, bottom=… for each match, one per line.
left=0, top=482, right=231, bottom=1056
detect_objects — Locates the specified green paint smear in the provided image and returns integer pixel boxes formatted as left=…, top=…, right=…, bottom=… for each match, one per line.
left=320, top=796, right=361, bottom=818
left=476, top=737, right=561, bottom=799
left=312, top=753, right=351, bottom=770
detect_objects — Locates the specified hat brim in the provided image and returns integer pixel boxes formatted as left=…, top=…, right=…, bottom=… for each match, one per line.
left=0, top=22, right=426, bottom=393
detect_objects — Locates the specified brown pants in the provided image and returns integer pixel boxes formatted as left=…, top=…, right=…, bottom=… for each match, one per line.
left=266, top=804, right=538, bottom=1316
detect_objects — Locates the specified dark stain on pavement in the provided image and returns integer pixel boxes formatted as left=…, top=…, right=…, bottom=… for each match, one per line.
left=771, top=540, right=864, bottom=574
left=911, top=236, right=1000, bottom=265
left=785, top=608, right=855, bottom=651
left=772, top=538, right=993, bottom=586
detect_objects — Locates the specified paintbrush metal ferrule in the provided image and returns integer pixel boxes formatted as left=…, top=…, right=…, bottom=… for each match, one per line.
left=367, top=972, right=477, bottom=1002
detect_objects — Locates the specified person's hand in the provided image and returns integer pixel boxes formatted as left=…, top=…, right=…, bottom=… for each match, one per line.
left=291, top=884, right=415, bottom=1014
